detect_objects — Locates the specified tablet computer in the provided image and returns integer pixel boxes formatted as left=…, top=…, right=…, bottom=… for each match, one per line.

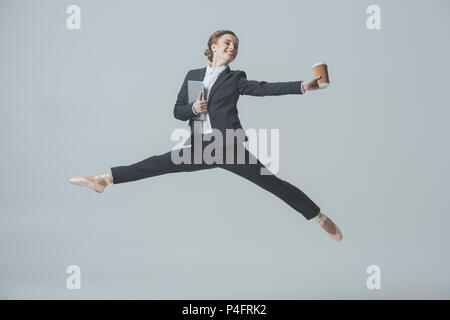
left=188, top=80, right=206, bottom=121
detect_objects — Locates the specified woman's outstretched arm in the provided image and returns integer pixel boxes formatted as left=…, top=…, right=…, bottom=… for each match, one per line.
left=237, top=71, right=304, bottom=96
left=237, top=71, right=322, bottom=96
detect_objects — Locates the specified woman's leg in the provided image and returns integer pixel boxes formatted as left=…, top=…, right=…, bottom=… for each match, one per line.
left=217, top=144, right=342, bottom=240
left=70, top=144, right=216, bottom=192
left=110, top=146, right=215, bottom=184
left=217, top=144, right=321, bottom=220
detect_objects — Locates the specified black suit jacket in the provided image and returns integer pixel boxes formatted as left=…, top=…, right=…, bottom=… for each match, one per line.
left=173, top=65, right=304, bottom=145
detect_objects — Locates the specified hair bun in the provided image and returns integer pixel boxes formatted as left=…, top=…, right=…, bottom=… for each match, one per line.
left=204, top=48, right=213, bottom=62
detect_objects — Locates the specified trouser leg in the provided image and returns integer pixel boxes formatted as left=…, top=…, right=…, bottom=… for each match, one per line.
left=110, top=145, right=215, bottom=184
left=218, top=145, right=321, bottom=220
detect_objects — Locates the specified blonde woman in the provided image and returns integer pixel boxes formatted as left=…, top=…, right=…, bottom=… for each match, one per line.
left=70, top=30, right=343, bottom=241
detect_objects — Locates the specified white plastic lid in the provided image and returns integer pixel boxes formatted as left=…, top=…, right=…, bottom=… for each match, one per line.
left=312, top=62, right=327, bottom=69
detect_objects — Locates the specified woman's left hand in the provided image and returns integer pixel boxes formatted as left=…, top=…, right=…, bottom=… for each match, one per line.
left=302, top=76, right=323, bottom=91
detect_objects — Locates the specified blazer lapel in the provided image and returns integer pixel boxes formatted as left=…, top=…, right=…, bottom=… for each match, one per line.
left=197, top=67, right=207, bottom=81
left=207, top=65, right=231, bottom=101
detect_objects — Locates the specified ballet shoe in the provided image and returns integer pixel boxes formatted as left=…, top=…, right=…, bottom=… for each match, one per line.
left=69, top=173, right=112, bottom=193
left=315, top=212, right=343, bottom=241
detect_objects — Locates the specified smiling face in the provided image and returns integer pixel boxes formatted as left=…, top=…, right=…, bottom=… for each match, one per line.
left=211, top=33, right=239, bottom=64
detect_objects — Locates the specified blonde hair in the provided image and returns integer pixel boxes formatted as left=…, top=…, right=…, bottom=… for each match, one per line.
left=204, top=30, right=239, bottom=62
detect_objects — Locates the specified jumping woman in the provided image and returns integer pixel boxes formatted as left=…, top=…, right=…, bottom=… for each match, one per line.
left=69, top=30, right=343, bottom=241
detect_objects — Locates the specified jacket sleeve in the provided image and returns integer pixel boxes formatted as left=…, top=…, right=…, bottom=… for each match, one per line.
left=237, top=71, right=304, bottom=96
left=173, top=71, right=196, bottom=121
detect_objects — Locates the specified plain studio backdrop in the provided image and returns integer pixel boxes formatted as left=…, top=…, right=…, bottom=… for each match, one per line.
left=1, top=0, right=449, bottom=299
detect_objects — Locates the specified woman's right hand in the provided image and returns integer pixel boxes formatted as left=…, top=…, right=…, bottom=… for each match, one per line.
left=193, top=90, right=208, bottom=113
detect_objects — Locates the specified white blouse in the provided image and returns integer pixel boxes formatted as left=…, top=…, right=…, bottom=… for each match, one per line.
left=192, top=63, right=227, bottom=134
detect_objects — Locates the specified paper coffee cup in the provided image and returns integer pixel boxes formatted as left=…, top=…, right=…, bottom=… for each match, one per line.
left=312, top=62, right=330, bottom=88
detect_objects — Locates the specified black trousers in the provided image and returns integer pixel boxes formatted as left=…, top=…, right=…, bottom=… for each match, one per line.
left=110, top=136, right=321, bottom=220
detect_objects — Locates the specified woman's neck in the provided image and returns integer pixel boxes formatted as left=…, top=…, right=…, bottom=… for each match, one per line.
left=209, top=59, right=228, bottom=69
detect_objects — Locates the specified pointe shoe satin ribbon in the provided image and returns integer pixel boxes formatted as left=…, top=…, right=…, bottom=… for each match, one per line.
left=69, top=174, right=112, bottom=193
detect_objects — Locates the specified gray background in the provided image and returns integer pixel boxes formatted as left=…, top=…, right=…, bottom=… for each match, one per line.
left=1, top=0, right=449, bottom=299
